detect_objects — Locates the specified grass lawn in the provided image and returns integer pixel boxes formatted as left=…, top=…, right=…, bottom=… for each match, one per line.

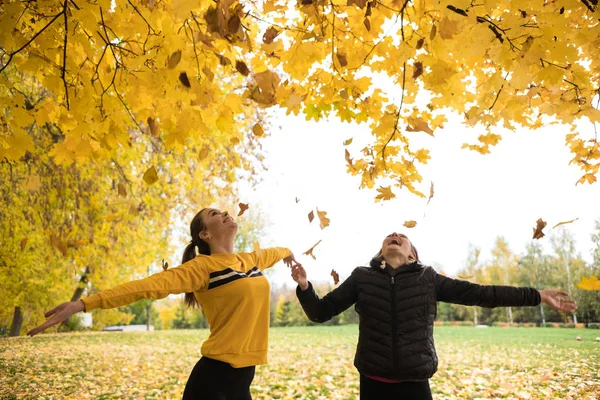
left=1, top=326, right=598, bottom=399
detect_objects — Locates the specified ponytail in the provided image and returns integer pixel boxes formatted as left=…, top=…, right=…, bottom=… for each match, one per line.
left=182, top=209, right=210, bottom=308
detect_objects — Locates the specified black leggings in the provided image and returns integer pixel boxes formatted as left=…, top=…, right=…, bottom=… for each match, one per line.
left=182, top=357, right=255, bottom=400
left=360, top=375, right=433, bottom=400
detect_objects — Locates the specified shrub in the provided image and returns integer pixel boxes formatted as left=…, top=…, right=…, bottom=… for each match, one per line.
left=587, top=323, right=599, bottom=329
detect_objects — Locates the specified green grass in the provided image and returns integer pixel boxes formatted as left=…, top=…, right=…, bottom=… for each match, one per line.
left=1, top=326, right=598, bottom=399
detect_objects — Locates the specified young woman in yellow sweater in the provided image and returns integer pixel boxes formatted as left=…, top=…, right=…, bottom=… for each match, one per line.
left=27, top=208, right=299, bottom=399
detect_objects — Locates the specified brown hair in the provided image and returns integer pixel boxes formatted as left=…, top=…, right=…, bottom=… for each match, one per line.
left=181, top=209, right=210, bottom=308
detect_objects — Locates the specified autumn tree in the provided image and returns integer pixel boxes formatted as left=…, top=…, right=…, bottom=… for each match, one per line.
left=1, top=0, right=599, bottom=204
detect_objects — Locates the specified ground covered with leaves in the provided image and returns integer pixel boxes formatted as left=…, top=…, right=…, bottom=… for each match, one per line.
left=1, top=326, right=598, bottom=399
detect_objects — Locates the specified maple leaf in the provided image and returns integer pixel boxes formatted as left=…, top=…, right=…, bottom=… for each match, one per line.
left=532, top=218, right=547, bottom=240
left=416, top=38, right=424, bottom=49
left=403, top=220, right=417, bottom=228
left=50, top=234, right=67, bottom=256
left=413, top=62, right=423, bottom=79
left=263, top=27, right=280, bottom=44
left=303, top=240, right=322, bottom=260
left=336, top=53, right=348, bottom=67
left=331, top=269, right=340, bottom=285
left=143, top=167, right=159, bottom=185
left=235, top=60, right=250, bottom=76
left=439, top=17, right=459, bottom=39
left=345, top=149, right=353, bottom=166
left=576, top=276, right=600, bottom=291
left=406, top=117, right=434, bottom=135
left=308, top=210, right=314, bottom=223
left=167, top=50, right=182, bottom=69
left=376, top=186, right=395, bottom=201
left=117, top=183, right=127, bottom=198
left=147, top=117, right=159, bottom=137
left=238, top=202, right=249, bottom=216
left=551, top=218, right=579, bottom=229
left=317, top=209, right=330, bottom=229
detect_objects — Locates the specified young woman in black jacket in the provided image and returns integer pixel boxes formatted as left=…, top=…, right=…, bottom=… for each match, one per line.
left=291, top=232, right=577, bottom=400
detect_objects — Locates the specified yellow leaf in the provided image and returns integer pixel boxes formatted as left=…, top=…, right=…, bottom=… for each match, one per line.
left=143, top=166, right=159, bottom=185
left=343, top=138, right=353, bottom=146
left=576, top=276, right=600, bottom=291
left=303, top=239, right=322, bottom=260
left=199, top=146, right=210, bottom=161
left=403, top=220, right=417, bottom=228
left=551, top=218, right=578, bottom=229
left=0, top=128, right=34, bottom=161
left=375, top=186, right=395, bottom=201
left=406, top=117, right=434, bottom=135
left=427, top=181, right=434, bottom=205
left=439, top=17, right=460, bottom=40
left=317, top=209, right=330, bottom=229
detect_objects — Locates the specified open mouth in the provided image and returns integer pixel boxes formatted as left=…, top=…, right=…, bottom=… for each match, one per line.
left=389, top=238, right=402, bottom=246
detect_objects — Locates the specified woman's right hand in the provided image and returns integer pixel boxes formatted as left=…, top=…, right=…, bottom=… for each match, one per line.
left=27, top=301, right=85, bottom=337
left=291, top=264, right=309, bottom=291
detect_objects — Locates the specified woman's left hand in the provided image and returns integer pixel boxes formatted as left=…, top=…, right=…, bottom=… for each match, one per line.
left=539, top=289, right=577, bottom=312
left=283, top=252, right=300, bottom=268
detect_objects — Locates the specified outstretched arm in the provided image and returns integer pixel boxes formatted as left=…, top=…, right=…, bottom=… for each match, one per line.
left=434, top=271, right=577, bottom=312
left=27, top=258, right=208, bottom=336
left=292, top=265, right=358, bottom=323
left=253, top=247, right=296, bottom=270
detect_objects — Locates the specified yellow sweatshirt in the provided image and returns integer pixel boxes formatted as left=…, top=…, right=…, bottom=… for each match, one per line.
left=81, top=247, right=291, bottom=368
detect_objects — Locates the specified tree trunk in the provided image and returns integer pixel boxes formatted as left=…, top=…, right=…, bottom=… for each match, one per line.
left=562, top=254, right=578, bottom=324
left=540, top=304, right=546, bottom=326
left=473, top=307, right=478, bottom=326
left=507, top=307, right=513, bottom=327
left=61, top=266, right=90, bottom=327
left=9, top=306, right=24, bottom=337
left=146, top=304, right=151, bottom=331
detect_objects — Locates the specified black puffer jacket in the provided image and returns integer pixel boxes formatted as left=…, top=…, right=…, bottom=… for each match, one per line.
left=296, top=259, right=541, bottom=381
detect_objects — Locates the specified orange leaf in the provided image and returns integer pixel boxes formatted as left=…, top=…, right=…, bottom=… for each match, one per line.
left=331, top=269, right=340, bottom=285
left=263, top=26, right=280, bottom=44
left=238, top=202, right=249, bottom=216
left=317, top=209, right=330, bottom=229
left=303, top=240, right=322, bottom=260
left=403, top=220, right=417, bottom=228
left=576, top=276, right=600, bottom=291
left=532, top=218, right=547, bottom=240
left=427, top=181, right=434, bottom=205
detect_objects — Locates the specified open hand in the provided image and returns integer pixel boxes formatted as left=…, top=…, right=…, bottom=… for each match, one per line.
left=539, top=290, right=577, bottom=313
left=291, top=264, right=309, bottom=291
left=27, top=301, right=85, bottom=337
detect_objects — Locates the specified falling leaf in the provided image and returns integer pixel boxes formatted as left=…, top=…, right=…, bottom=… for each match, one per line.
left=147, top=117, right=159, bottom=137
left=308, top=210, right=314, bottom=223
left=343, top=138, right=353, bottom=146
left=252, top=123, right=264, bottom=137
left=117, top=183, right=127, bottom=197
left=576, top=276, right=600, bottom=291
left=406, top=117, right=434, bottom=135
left=413, top=61, right=423, bottom=80
left=427, top=181, right=434, bottom=205
left=345, top=149, right=353, bottom=166
left=458, top=275, right=473, bottom=280
left=238, top=202, right=249, bottom=216
left=403, top=220, right=417, bottom=228
left=331, top=269, right=340, bottom=285
left=20, top=237, right=28, bottom=251
left=167, top=50, right=182, bottom=69
left=375, top=186, right=395, bottom=201
left=551, top=218, right=579, bottom=229
left=295, top=197, right=300, bottom=204
left=162, top=259, right=169, bottom=271
left=317, top=209, right=330, bottom=229
left=143, top=166, right=159, bottom=185
left=199, top=146, right=210, bottom=161
left=263, top=27, right=280, bottom=44
left=303, top=239, right=322, bottom=260
left=532, top=218, right=547, bottom=240
left=336, top=53, right=348, bottom=67
left=179, top=72, right=191, bottom=88
left=24, top=175, right=41, bottom=192
left=235, top=60, right=250, bottom=76
left=50, top=234, right=67, bottom=256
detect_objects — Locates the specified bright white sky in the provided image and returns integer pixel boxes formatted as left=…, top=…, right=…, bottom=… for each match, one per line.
left=235, top=108, right=600, bottom=288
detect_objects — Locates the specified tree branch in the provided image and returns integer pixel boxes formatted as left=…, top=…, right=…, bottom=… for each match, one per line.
left=381, top=61, right=406, bottom=164
left=62, top=0, right=70, bottom=109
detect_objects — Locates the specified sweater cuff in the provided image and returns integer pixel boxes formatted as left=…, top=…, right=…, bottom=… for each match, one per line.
left=81, top=294, right=102, bottom=312
left=532, top=288, right=541, bottom=306
left=296, top=281, right=314, bottom=298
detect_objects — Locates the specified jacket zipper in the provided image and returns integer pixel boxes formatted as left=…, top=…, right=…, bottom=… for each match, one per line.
left=390, top=275, right=398, bottom=376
